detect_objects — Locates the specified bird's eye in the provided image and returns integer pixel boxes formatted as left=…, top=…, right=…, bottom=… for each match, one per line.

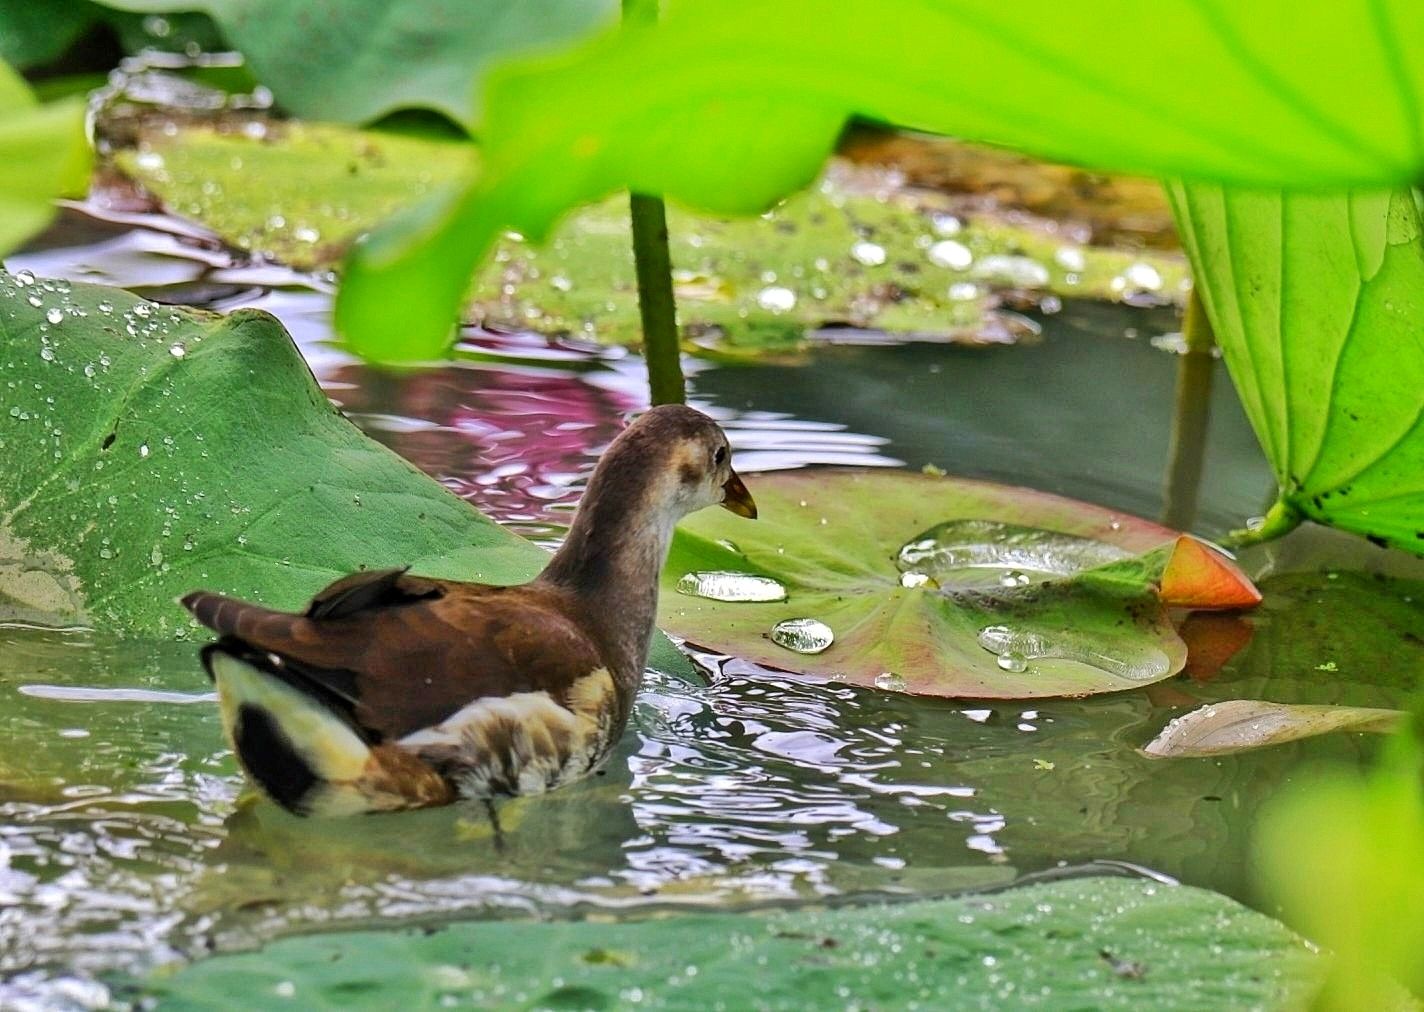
left=714, top=446, right=727, bottom=466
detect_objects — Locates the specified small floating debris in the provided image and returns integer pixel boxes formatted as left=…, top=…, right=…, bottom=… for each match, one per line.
left=770, top=617, right=834, bottom=654
left=675, top=571, right=787, bottom=603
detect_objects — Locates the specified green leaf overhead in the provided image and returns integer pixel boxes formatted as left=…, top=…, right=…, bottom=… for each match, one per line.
left=0, top=60, right=91, bottom=257
left=337, top=0, right=1424, bottom=360
left=0, top=272, right=691, bottom=674
left=1169, top=184, right=1424, bottom=553
left=659, top=469, right=1258, bottom=699
left=146, top=877, right=1322, bottom=1009
left=96, top=0, right=618, bottom=130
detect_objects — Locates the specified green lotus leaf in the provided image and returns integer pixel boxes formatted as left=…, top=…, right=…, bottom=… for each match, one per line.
left=0, top=271, right=690, bottom=675
left=1170, top=185, right=1424, bottom=554
left=659, top=469, right=1260, bottom=698
left=144, top=876, right=1321, bottom=1010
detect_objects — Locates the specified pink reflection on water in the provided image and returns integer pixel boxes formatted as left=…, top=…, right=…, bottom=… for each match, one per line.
left=326, top=359, right=643, bottom=538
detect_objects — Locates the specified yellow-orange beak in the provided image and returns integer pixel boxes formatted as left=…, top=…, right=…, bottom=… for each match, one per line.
left=720, top=470, right=757, bottom=519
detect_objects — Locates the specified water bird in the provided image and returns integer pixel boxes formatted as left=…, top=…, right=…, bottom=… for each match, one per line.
left=181, top=405, right=756, bottom=817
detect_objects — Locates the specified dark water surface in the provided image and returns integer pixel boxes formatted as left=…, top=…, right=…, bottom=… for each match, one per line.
left=3, top=207, right=1422, bottom=1007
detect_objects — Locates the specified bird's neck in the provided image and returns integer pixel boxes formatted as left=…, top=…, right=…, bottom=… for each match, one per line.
left=540, top=470, right=678, bottom=684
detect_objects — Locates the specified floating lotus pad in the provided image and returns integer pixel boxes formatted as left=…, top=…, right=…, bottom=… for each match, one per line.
left=143, top=877, right=1322, bottom=1009
left=660, top=469, right=1258, bottom=698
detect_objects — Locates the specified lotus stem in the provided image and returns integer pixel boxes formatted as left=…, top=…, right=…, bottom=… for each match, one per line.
left=1161, top=288, right=1216, bottom=531
left=624, top=0, right=685, bottom=406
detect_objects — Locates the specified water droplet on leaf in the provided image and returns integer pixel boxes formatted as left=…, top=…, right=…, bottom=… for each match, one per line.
left=851, top=241, right=887, bottom=266
left=874, top=671, right=907, bottom=692
left=676, top=571, right=787, bottom=603
left=770, top=618, right=834, bottom=654
left=756, top=286, right=797, bottom=313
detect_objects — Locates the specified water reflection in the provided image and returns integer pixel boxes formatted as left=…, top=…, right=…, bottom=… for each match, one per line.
left=5, top=564, right=1423, bottom=998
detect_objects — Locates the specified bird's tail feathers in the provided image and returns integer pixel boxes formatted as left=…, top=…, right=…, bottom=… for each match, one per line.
left=205, top=646, right=376, bottom=816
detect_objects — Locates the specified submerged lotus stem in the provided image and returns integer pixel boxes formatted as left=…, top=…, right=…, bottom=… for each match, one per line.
left=1161, top=287, right=1216, bottom=530
left=624, top=0, right=685, bottom=406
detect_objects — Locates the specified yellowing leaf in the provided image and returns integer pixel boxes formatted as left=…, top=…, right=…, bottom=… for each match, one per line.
left=1142, top=700, right=1402, bottom=759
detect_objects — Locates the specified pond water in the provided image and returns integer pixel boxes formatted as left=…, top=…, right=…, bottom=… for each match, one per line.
left=4, top=206, right=1423, bottom=1007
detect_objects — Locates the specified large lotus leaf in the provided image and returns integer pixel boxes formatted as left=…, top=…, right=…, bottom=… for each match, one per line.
left=114, top=123, right=1185, bottom=348
left=1169, top=184, right=1424, bottom=554
left=144, top=877, right=1321, bottom=1009
left=0, top=271, right=691, bottom=674
left=0, top=60, right=91, bottom=256
left=336, top=0, right=1424, bottom=360
left=660, top=469, right=1257, bottom=699
left=113, top=123, right=476, bottom=271
left=96, top=0, right=616, bottom=130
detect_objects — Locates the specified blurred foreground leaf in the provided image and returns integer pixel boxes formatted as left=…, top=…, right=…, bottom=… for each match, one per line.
left=97, top=0, right=616, bottom=130
left=1256, top=716, right=1424, bottom=1009
left=0, top=60, right=90, bottom=256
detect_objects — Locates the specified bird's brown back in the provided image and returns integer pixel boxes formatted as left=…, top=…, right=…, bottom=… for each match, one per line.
left=184, top=572, right=607, bottom=741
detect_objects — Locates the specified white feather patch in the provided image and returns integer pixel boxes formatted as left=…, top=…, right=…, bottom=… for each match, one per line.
left=397, top=668, right=616, bottom=797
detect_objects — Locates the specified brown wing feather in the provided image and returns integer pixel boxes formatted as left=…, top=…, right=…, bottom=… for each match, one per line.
left=182, top=575, right=604, bottom=742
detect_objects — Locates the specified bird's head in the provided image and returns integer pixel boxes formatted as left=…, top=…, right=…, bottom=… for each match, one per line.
left=618, top=404, right=757, bottom=521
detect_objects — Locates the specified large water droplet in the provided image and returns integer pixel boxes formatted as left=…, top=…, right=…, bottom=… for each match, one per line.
left=45, top=308, right=64, bottom=326
left=851, top=241, right=887, bottom=266
left=132, top=304, right=152, bottom=319
left=1054, top=247, right=1087, bottom=271
left=977, top=624, right=1169, bottom=681
left=770, top=618, right=834, bottom=654
left=874, top=671, right=907, bottom=692
left=169, top=343, right=186, bottom=359
left=676, top=571, right=787, bottom=603
left=996, top=652, right=1029, bottom=673
left=974, top=255, right=1050, bottom=288
left=1125, top=262, right=1163, bottom=291
left=897, top=519, right=1129, bottom=589
left=13, top=270, right=35, bottom=286
left=928, top=239, right=973, bottom=270
left=756, top=286, right=797, bottom=313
